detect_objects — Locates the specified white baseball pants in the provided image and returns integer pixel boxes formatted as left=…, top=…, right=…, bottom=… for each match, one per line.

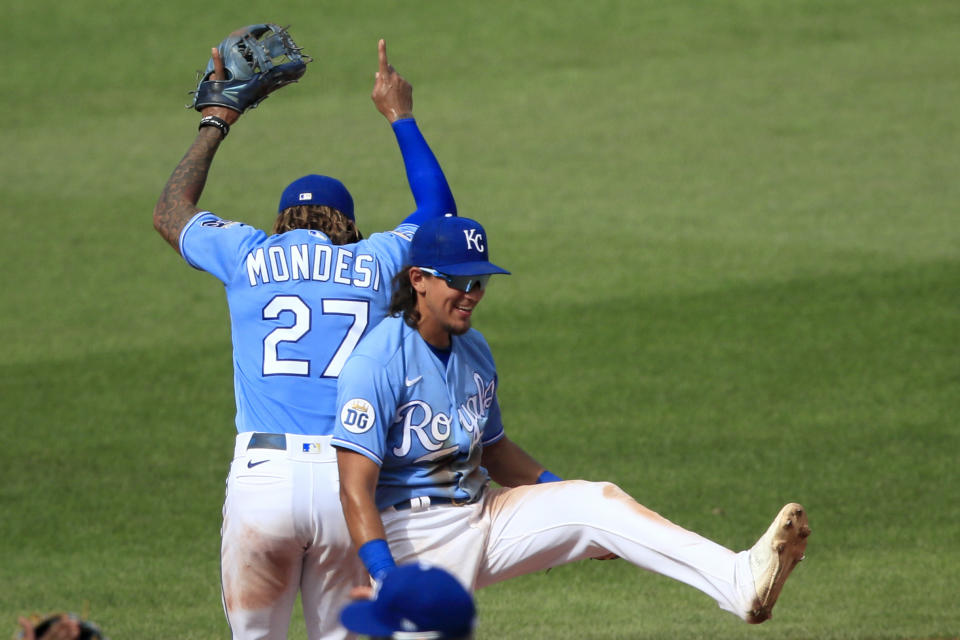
left=221, top=433, right=367, bottom=640
left=381, top=480, right=756, bottom=621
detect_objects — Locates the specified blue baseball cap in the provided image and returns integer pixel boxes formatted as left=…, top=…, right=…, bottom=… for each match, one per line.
left=278, top=174, right=355, bottom=220
left=409, top=216, right=510, bottom=277
left=340, top=564, right=476, bottom=639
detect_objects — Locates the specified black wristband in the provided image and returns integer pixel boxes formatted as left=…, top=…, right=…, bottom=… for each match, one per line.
left=198, top=115, right=230, bottom=137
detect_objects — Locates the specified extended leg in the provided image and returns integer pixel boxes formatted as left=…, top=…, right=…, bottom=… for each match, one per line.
left=476, top=481, right=809, bottom=622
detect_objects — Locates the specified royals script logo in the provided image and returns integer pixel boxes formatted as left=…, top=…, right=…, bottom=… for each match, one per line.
left=392, top=373, right=496, bottom=458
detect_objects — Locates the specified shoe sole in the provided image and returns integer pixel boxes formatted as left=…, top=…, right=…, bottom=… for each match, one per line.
left=747, top=502, right=811, bottom=624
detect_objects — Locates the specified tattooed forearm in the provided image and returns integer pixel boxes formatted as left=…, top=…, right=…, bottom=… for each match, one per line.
left=153, top=127, right=225, bottom=253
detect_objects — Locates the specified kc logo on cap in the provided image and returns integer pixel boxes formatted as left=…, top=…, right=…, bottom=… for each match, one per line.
left=409, top=216, right=509, bottom=277
left=463, top=229, right=485, bottom=252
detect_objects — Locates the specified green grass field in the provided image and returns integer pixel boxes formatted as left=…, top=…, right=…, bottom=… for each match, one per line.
left=3, top=0, right=958, bottom=638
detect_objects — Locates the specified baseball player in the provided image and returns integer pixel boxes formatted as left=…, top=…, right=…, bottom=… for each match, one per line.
left=332, top=216, right=811, bottom=626
left=153, top=40, right=457, bottom=639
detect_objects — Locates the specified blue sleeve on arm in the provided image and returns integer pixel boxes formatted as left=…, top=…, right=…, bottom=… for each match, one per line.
left=392, top=118, right=457, bottom=226
left=537, top=470, right=563, bottom=483
left=358, top=538, right=397, bottom=580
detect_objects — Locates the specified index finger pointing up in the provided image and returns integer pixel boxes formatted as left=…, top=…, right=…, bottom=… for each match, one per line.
left=378, top=38, right=390, bottom=74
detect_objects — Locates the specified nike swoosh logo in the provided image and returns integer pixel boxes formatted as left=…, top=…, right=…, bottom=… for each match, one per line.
left=247, top=459, right=269, bottom=468
left=405, top=375, right=423, bottom=387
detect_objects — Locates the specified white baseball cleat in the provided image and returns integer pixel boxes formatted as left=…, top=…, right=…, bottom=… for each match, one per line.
left=746, top=502, right=811, bottom=624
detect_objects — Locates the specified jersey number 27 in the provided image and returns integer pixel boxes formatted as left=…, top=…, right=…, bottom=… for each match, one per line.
left=262, top=295, right=369, bottom=378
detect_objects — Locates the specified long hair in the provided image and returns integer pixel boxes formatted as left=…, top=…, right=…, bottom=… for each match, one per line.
left=389, top=267, right=422, bottom=328
left=272, top=205, right=362, bottom=244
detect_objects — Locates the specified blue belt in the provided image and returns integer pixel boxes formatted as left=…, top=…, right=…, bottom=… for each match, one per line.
left=247, top=433, right=286, bottom=450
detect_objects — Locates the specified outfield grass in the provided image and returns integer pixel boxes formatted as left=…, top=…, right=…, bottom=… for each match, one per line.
left=2, top=1, right=958, bottom=638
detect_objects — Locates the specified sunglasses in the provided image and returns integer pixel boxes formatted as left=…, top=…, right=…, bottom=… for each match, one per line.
left=417, top=267, right=491, bottom=293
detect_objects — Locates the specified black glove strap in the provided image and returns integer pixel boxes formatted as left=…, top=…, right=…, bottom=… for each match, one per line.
left=198, top=115, right=230, bottom=137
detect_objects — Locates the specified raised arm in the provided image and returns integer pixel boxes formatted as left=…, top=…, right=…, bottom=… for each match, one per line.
left=371, top=39, right=457, bottom=225
left=153, top=48, right=241, bottom=253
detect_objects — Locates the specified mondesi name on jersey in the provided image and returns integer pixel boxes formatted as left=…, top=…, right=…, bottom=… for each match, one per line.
left=244, top=239, right=384, bottom=290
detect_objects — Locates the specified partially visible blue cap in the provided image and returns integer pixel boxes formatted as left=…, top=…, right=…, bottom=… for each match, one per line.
left=410, top=215, right=510, bottom=277
left=278, top=174, right=355, bottom=220
left=339, top=564, right=476, bottom=639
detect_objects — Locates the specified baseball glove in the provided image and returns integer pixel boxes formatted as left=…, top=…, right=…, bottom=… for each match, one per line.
left=19, top=613, right=107, bottom=640
left=192, top=24, right=311, bottom=113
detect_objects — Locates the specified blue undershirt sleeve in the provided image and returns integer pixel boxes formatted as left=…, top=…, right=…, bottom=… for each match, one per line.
left=392, top=118, right=457, bottom=225
left=537, top=470, right=563, bottom=483
left=357, top=538, right=396, bottom=580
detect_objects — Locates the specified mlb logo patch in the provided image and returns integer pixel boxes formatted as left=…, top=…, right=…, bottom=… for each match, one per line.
left=302, top=442, right=323, bottom=453
left=299, top=192, right=312, bottom=201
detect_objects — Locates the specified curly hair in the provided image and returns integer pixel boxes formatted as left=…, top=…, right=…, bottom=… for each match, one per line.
left=272, top=205, right=362, bottom=244
left=388, top=267, right=423, bottom=328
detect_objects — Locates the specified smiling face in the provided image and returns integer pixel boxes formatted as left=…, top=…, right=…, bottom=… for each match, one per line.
left=410, top=267, right=486, bottom=348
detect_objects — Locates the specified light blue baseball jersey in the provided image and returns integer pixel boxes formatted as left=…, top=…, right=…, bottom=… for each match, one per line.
left=176, top=119, right=455, bottom=435
left=332, top=315, right=505, bottom=510
left=180, top=220, right=418, bottom=435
